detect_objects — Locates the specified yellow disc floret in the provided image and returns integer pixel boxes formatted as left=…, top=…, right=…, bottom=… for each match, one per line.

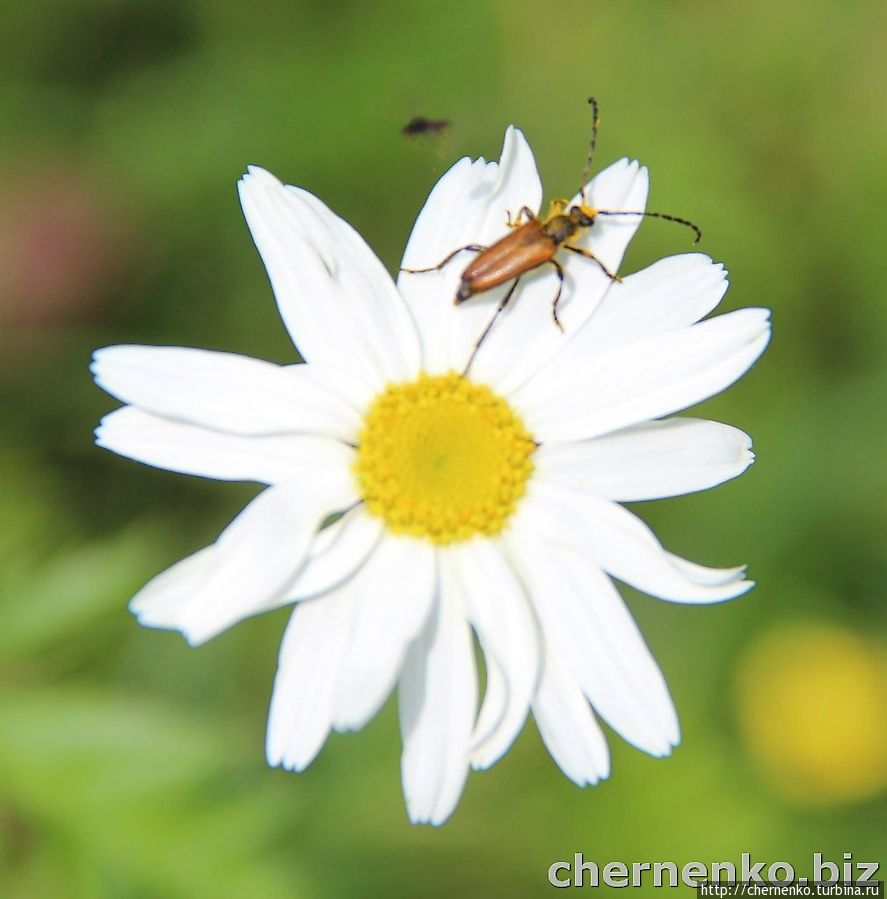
left=354, top=372, right=536, bottom=544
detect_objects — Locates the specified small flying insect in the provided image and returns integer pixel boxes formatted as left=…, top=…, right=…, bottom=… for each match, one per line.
left=402, top=115, right=451, bottom=138
left=402, top=98, right=701, bottom=373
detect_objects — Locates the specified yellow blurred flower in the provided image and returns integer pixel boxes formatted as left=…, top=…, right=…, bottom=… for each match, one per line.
left=736, top=621, right=887, bottom=804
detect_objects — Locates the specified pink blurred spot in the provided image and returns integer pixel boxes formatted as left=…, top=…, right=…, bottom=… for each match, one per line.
left=0, top=172, right=126, bottom=326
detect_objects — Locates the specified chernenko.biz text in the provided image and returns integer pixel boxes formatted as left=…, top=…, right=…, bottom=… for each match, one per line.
left=546, top=853, right=881, bottom=892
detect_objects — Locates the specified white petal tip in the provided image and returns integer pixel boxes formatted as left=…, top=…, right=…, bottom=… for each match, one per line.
left=91, top=344, right=137, bottom=369
left=668, top=577, right=754, bottom=605
left=406, top=807, right=453, bottom=828
left=719, top=578, right=755, bottom=601
left=405, top=803, right=428, bottom=825
left=501, top=124, right=527, bottom=148
left=638, top=733, right=680, bottom=760
left=269, top=752, right=314, bottom=774
left=613, top=156, right=637, bottom=171
left=241, top=164, right=276, bottom=183
left=557, top=756, right=612, bottom=788
left=130, top=604, right=215, bottom=647
left=468, top=739, right=506, bottom=771
left=182, top=630, right=209, bottom=648
left=129, top=605, right=201, bottom=645
left=90, top=348, right=115, bottom=385
left=331, top=716, right=367, bottom=735
left=468, top=755, right=493, bottom=772
left=747, top=307, right=773, bottom=329
left=91, top=345, right=112, bottom=365
left=129, top=600, right=162, bottom=623
left=572, top=773, right=606, bottom=788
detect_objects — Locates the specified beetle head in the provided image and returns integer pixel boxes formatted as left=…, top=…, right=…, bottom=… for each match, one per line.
left=568, top=205, right=597, bottom=228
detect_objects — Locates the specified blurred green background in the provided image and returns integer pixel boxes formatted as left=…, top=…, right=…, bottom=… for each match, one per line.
left=2, top=0, right=886, bottom=896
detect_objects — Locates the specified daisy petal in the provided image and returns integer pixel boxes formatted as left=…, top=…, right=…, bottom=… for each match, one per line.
left=331, top=537, right=436, bottom=732
left=126, top=543, right=218, bottom=631
left=92, top=346, right=364, bottom=439
left=397, top=127, right=543, bottom=374
left=535, top=417, right=754, bottom=501
left=472, top=656, right=507, bottom=760
left=238, top=166, right=420, bottom=385
left=521, top=254, right=729, bottom=395
left=130, top=479, right=355, bottom=645
left=443, top=540, right=540, bottom=770
left=266, top=596, right=350, bottom=771
left=472, top=158, right=650, bottom=393
left=667, top=555, right=748, bottom=586
left=569, top=157, right=651, bottom=277
left=566, top=253, right=729, bottom=357
left=533, top=647, right=610, bottom=786
left=526, top=484, right=752, bottom=603
left=507, top=525, right=678, bottom=756
left=283, top=508, right=384, bottom=601
left=96, top=406, right=356, bottom=485
left=399, top=589, right=477, bottom=826
left=400, top=127, right=542, bottom=272
left=514, top=308, right=771, bottom=442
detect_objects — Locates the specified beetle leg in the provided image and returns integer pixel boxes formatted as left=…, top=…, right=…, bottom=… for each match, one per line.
left=547, top=258, right=566, bottom=332
left=401, top=244, right=487, bottom=274
left=505, top=206, right=537, bottom=228
left=563, top=244, right=622, bottom=283
left=461, top=278, right=521, bottom=377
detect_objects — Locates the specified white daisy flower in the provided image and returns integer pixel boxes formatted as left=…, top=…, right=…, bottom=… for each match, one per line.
left=92, top=127, right=770, bottom=825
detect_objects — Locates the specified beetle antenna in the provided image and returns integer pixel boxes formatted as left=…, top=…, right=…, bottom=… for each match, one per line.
left=580, top=97, right=600, bottom=205
left=594, top=209, right=702, bottom=244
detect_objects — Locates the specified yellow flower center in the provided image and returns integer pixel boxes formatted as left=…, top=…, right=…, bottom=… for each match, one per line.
left=354, top=372, right=536, bottom=544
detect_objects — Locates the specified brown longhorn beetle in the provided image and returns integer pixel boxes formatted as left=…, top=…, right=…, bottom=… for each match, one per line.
left=402, top=98, right=701, bottom=373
